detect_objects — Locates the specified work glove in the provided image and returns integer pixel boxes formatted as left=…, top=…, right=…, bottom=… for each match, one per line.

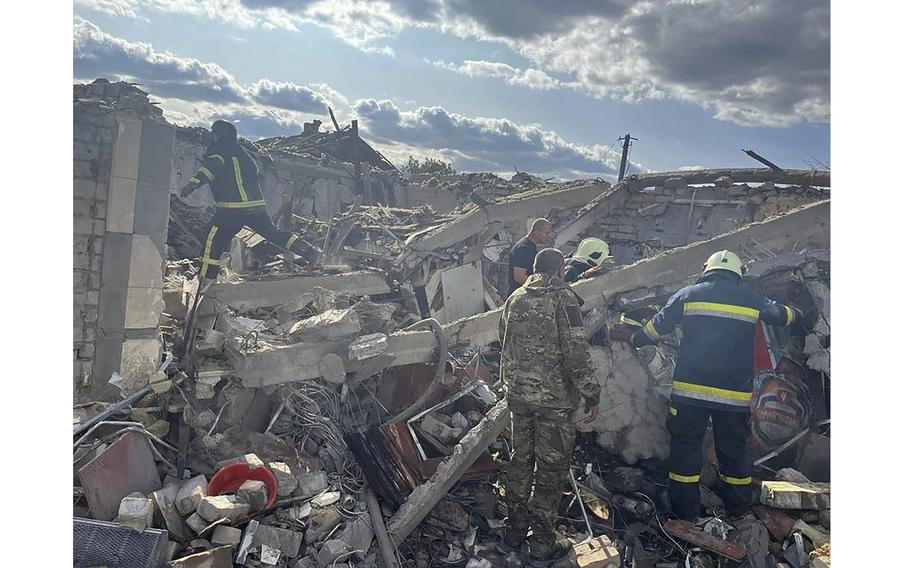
left=789, top=306, right=805, bottom=323
left=608, top=324, right=636, bottom=345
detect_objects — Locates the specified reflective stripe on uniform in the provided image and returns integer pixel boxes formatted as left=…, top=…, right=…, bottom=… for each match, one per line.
left=199, top=167, right=215, bottom=181
left=719, top=474, right=752, bottom=486
left=190, top=177, right=201, bottom=184
left=784, top=306, right=795, bottom=325
left=215, top=200, right=266, bottom=208
left=209, top=154, right=225, bottom=165
left=200, top=225, right=219, bottom=278
left=669, top=406, right=678, bottom=416
left=232, top=156, right=249, bottom=201
left=669, top=472, right=700, bottom=483
left=644, top=320, right=661, bottom=341
left=672, top=380, right=752, bottom=407
left=620, top=314, right=644, bottom=327
left=285, top=234, right=299, bottom=249
left=684, top=301, right=759, bottom=323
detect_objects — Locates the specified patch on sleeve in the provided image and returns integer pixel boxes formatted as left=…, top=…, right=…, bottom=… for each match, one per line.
left=565, top=303, right=583, bottom=328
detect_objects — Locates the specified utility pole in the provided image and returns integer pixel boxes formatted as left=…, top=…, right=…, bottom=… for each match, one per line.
left=617, top=133, right=638, bottom=182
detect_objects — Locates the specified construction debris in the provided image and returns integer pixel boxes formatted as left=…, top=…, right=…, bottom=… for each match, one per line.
left=73, top=81, right=832, bottom=568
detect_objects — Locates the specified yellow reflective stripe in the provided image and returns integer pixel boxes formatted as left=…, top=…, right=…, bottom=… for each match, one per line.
left=232, top=156, right=249, bottom=201
left=669, top=406, right=678, bottom=416
left=285, top=234, right=300, bottom=249
left=190, top=177, right=201, bottom=184
left=684, top=301, right=759, bottom=323
left=784, top=306, right=794, bottom=326
left=201, top=225, right=219, bottom=278
left=209, top=154, right=225, bottom=165
left=199, top=167, right=215, bottom=181
left=215, top=200, right=266, bottom=208
left=620, top=314, right=644, bottom=327
left=672, top=380, right=752, bottom=407
left=719, top=474, right=753, bottom=486
left=669, top=472, right=700, bottom=483
left=644, top=320, right=661, bottom=341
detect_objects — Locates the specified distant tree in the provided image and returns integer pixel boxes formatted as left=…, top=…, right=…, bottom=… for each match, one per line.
left=404, top=155, right=456, bottom=175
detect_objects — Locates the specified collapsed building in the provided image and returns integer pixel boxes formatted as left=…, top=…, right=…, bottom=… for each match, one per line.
left=73, top=80, right=831, bottom=568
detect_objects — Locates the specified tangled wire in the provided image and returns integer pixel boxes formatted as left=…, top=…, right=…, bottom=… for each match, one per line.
left=284, top=381, right=365, bottom=495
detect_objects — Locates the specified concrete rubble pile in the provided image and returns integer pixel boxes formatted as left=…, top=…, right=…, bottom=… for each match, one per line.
left=74, top=80, right=832, bottom=568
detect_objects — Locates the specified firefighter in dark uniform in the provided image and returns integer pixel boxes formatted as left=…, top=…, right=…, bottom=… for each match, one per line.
left=563, top=238, right=612, bottom=284
left=179, top=120, right=320, bottom=280
left=610, top=250, right=802, bottom=520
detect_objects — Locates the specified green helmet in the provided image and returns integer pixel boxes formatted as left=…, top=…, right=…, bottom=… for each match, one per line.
left=574, top=238, right=612, bottom=267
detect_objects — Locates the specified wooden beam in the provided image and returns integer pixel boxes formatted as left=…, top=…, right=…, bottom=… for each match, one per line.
left=385, top=399, right=509, bottom=546
left=663, top=519, right=746, bottom=561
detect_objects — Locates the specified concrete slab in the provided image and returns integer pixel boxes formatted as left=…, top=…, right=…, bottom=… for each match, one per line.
left=112, top=117, right=142, bottom=181
left=205, top=271, right=391, bottom=314
left=119, top=338, right=161, bottom=387
left=129, top=234, right=165, bottom=289
left=78, top=430, right=162, bottom=521
left=106, top=176, right=138, bottom=234
left=124, top=286, right=165, bottom=329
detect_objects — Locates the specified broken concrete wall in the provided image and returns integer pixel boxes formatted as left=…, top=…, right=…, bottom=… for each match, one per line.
left=171, top=129, right=407, bottom=223
left=74, top=90, right=116, bottom=395
left=580, top=181, right=826, bottom=266
left=74, top=80, right=175, bottom=401
left=576, top=344, right=671, bottom=464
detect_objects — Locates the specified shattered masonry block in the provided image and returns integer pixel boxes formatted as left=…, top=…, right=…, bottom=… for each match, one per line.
left=252, top=524, right=304, bottom=557
left=317, top=539, right=352, bottom=568
left=305, top=506, right=344, bottom=544
left=420, top=415, right=459, bottom=443
left=211, top=525, right=243, bottom=547
left=236, top=479, right=269, bottom=512
left=337, top=516, right=374, bottom=557
left=560, top=536, right=621, bottom=568
left=347, top=333, right=389, bottom=361
left=295, top=470, right=329, bottom=499
left=176, top=475, right=209, bottom=516
left=197, top=495, right=250, bottom=523
left=310, top=491, right=341, bottom=508
left=117, top=494, right=154, bottom=532
left=215, top=453, right=265, bottom=471
left=291, top=308, right=361, bottom=339
left=269, top=462, right=298, bottom=497
left=760, top=481, right=830, bottom=510
left=185, top=512, right=209, bottom=535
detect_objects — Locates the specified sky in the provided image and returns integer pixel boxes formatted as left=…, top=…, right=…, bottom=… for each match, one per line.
left=72, top=0, right=830, bottom=179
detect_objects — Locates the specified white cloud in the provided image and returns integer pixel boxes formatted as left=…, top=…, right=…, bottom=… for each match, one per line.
left=431, top=59, right=565, bottom=91
left=73, top=17, right=247, bottom=103
left=353, top=98, right=637, bottom=178
left=88, top=0, right=829, bottom=127
left=74, top=19, right=641, bottom=177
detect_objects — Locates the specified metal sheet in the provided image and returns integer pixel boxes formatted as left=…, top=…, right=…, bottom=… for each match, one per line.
left=78, top=430, right=162, bottom=521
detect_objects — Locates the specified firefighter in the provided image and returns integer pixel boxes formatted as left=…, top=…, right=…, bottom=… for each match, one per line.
left=610, top=250, right=802, bottom=520
left=564, top=238, right=612, bottom=283
left=179, top=120, right=321, bottom=281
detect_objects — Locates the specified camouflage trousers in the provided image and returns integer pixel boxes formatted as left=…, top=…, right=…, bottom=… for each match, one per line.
left=504, top=400, right=575, bottom=556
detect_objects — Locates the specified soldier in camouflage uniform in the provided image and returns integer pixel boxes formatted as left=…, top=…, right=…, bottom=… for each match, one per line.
left=498, top=248, right=602, bottom=560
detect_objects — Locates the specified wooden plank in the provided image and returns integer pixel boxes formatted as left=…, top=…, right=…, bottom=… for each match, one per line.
left=385, top=399, right=509, bottom=546
left=753, top=504, right=798, bottom=541
left=662, top=519, right=746, bottom=561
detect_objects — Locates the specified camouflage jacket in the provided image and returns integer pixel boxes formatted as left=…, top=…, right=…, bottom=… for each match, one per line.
left=499, top=273, right=601, bottom=410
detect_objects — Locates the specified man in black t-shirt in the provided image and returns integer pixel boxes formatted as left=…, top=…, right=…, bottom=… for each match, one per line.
left=507, top=218, right=551, bottom=295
